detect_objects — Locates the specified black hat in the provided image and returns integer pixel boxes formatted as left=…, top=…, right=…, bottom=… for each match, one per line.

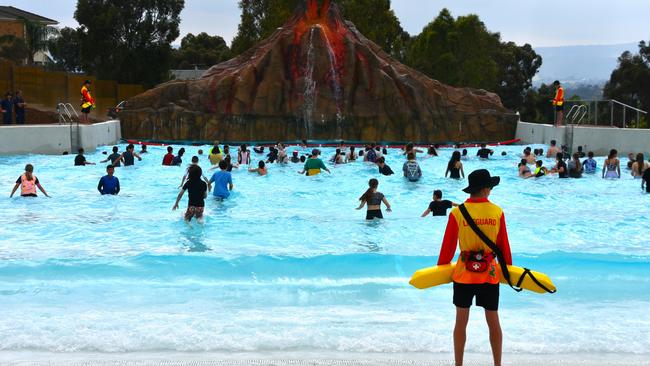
left=462, top=169, right=500, bottom=194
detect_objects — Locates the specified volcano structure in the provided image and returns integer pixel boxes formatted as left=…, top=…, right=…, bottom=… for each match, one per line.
left=120, top=0, right=518, bottom=142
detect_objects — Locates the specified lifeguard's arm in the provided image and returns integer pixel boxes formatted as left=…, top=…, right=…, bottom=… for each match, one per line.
left=496, top=213, right=513, bottom=265
left=172, top=189, right=186, bottom=210
left=437, top=214, right=459, bottom=265
left=9, top=183, right=19, bottom=197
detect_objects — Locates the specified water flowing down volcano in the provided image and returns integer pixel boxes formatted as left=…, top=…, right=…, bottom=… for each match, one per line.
left=120, top=0, right=518, bottom=142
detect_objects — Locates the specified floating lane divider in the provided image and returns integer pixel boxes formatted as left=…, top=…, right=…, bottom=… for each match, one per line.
left=409, top=262, right=557, bottom=294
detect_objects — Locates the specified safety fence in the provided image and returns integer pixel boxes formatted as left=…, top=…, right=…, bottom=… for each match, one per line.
left=0, top=62, right=144, bottom=123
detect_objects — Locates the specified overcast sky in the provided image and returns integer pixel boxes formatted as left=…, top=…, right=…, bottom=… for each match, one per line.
left=17, top=0, right=650, bottom=47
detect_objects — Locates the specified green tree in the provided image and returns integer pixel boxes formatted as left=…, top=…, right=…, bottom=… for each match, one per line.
left=604, top=41, right=650, bottom=113
left=48, top=27, right=82, bottom=72
left=405, top=9, right=541, bottom=109
left=520, top=83, right=555, bottom=123
left=75, top=0, right=184, bottom=86
left=172, top=32, right=232, bottom=69
left=0, top=35, right=29, bottom=64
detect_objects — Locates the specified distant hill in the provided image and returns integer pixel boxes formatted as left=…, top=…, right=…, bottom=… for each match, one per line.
left=533, top=42, right=638, bottom=86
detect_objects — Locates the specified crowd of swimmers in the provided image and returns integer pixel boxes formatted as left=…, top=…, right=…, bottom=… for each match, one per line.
left=9, top=139, right=650, bottom=222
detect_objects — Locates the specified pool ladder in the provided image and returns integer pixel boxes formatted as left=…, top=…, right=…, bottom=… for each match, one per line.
left=57, top=103, right=81, bottom=152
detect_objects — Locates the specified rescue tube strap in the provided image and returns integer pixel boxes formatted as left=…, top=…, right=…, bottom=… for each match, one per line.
left=458, top=204, right=522, bottom=293
left=516, top=268, right=557, bottom=294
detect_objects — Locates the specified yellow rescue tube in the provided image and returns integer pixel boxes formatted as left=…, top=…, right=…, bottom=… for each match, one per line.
left=409, top=262, right=556, bottom=294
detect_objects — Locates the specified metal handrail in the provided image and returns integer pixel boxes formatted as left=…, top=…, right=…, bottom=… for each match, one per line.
left=64, top=103, right=80, bottom=119
left=57, top=103, right=73, bottom=124
left=566, top=105, right=587, bottom=124
left=611, top=99, right=648, bottom=114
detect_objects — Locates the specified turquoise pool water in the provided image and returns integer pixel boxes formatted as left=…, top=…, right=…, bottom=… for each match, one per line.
left=0, top=144, right=648, bottom=355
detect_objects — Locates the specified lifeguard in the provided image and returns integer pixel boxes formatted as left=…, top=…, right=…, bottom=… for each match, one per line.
left=552, top=80, right=564, bottom=127
left=80, top=80, right=95, bottom=124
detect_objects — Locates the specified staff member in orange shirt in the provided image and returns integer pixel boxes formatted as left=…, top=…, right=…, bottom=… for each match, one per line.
left=437, top=169, right=512, bottom=366
left=80, top=80, right=95, bottom=124
left=552, top=80, right=565, bottom=127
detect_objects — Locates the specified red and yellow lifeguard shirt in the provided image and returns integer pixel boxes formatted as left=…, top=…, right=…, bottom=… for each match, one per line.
left=437, top=198, right=512, bottom=284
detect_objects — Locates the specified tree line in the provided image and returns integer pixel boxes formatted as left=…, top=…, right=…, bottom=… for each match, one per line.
left=0, top=0, right=647, bottom=122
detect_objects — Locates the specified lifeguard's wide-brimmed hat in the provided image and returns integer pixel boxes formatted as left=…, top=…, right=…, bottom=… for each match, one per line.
left=463, top=169, right=500, bottom=194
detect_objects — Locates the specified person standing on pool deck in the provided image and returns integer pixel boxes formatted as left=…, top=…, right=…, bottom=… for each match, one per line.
left=10, top=164, right=50, bottom=198
left=299, top=149, right=331, bottom=176
left=14, top=90, right=26, bottom=124
left=80, top=80, right=95, bottom=124
left=97, top=165, right=120, bottom=195
left=173, top=165, right=208, bottom=222
left=421, top=190, right=459, bottom=217
left=437, top=169, right=511, bottom=366
left=602, top=149, right=621, bottom=179
left=356, top=178, right=391, bottom=220
left=1, top=92, right=12, bottom=124
left=209, top=160, right=233, bottom=200
left=552, top=80, right=564, bottom=127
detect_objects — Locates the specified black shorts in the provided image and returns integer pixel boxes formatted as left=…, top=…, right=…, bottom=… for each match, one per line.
left=366, top=209, right=383, bottom=220
left=81, top=106, right=91, bottom=114
left=555, top=105, right=564, bottom=112
left=453, top=282, right=500, bottom=311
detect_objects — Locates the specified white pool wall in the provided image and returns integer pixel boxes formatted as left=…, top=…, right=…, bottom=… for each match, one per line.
left=516, top=121, right=650, bottom=155
left=0, top=120, right=121, bottom=155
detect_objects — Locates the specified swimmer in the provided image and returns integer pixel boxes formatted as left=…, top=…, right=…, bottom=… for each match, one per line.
left=179, top=156, right=211, bottom=190
left=602, top=149, right=621, bottom=178
left=223, top=154, right=239, bottom=172
left=377, top=156, right=394, bottom=176
left=403, top=152, right=423, bottom=181
left=523, top=147, right=536, bottom=165
left=551, top=152, right=568, bottom=178
left=445, top=151, right=464, bottom=179
left=546, top=140, right=559, bottom=158
left=162, top=146, right=174, bottom=166
left=567, top=153, right=583, bottom=178
left=298, top=149, right=330, bottom=176
left=518, top=159, right=532, bottom=178
left=346, top=146, right=358, bottom=162
left=461, top=149, right=469, bottom=160
left=139, top=144, right=148, bottom=154
left=476, top=143, right=494, bottom=159
left=290, top=151, right=301, bottom=163
left=364, top=143, right=378, bottom=162
left=173, top=165, right=208, bottom=223
left=198, top=149, right=204, bottom=155
left=10, top=164, right=50, bottom=198
left=642, top=165, right=650, bottom=193
left=266, top=147, right=279, bottom=163
left=101, top=146, right=122, bottom=167
left=254, top=146, right=265, bottom=154
left=582, top=151, right=597, bottom=174
left=171, top=147, right=185, bottom=166
left=248, top=160, right=268, bottom=176
left=403, top=142, right=423, bottom=157
left=500, top=151, right=507, bottom=156
left=356, top=178, right=391, bottom=220
left=626, top=153, right=635, bottom=170
left=427, top=145, right=438, bottom=157
left=421, top=190, right=458, bottom=217
left=97, top=164, right=120, bottom=195
left=631, top=153, right=649, bottom=178
left=119, top=144, right=142, bottom=166
left=534, top=160, right=548, bottom=177
left=277, top=143, right=289, bottom=164
left=208, top=142, right=223, bottom=165
left=209, top=160, right=234, bottom=200
left=300, top=155, right=307, bottom=163
left=74, top=148, right=95, bottom=166
left=331, top=148, right=345, bottom=164
left=238, top=144, right=251, bottom=165
left=576, top=146, right=585, bottom=158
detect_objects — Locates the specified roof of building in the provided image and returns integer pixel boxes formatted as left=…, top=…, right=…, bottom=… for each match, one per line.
left=0, top=6, right=58, bottom=25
